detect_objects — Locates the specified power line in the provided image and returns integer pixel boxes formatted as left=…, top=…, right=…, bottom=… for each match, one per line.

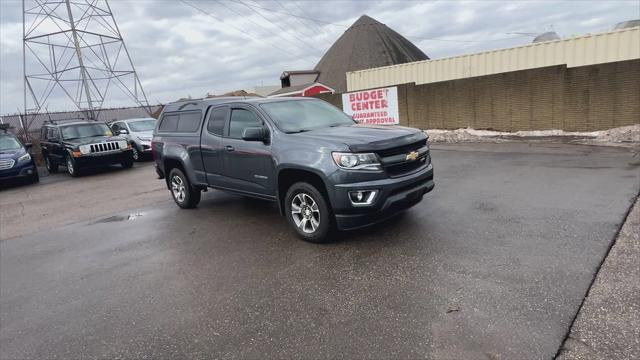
left=211, top=0, right=314, bottom=55
left=227, top=1, right=532, bottom=44
left=407, top=34, right=530, bottom=43
left=227, top=0, right=347, bottom=27
left=230, top=0, right=324, bottom=55
left=178, top=0, right=304, bottom=58
left=269, top=0, right=334, bottom=47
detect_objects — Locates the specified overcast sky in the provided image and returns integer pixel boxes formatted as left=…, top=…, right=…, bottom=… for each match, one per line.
left=1, top=0, right=638, bottom=114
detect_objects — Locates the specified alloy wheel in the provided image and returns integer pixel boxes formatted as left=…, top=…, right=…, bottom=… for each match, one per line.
left=66, top=157, right=74, bottom=174
left=132, top=147, right=139, bottom=161
left=291, top=193, right=321, bottom=233
left=171, top=175, right=186, bottom=203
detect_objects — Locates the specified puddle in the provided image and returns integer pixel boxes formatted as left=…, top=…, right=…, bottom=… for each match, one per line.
left=91, top=213, right=144, bottom=224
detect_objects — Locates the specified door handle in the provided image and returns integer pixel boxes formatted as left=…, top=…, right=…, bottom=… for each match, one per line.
left=225, top=145, right=235, bottom=152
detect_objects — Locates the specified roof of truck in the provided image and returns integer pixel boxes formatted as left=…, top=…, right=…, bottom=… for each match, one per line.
left=161, top=96, right=320, bottom=113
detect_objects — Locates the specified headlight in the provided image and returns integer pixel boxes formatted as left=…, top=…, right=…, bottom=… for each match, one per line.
left=118, top=140, right=128, bottom=149
left=17, top=153, right=31, bottom=162
left=79, top=145, right=91, bottom=154
left=138, top=136, right=152, bottom=141
left=332, top=152, right=381, bottom=170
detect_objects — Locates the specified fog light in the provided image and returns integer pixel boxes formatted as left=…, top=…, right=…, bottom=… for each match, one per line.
left=349, top=190, right=378, bottom=206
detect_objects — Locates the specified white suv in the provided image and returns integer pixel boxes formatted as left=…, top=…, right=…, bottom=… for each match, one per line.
left=109, top=118, right=156, bottom=161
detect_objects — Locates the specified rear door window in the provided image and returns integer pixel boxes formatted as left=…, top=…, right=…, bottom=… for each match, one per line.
left=207, top=107, right=228, bottom=136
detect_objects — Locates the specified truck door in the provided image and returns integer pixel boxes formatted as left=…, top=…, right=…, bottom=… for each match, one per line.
left=200, top=106, right=228, bottom=187
left=221, top=106, right=276, bottom=197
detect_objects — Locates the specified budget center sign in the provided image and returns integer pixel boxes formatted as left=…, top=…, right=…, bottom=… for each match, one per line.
left=342, top=86, right=399, bottom=125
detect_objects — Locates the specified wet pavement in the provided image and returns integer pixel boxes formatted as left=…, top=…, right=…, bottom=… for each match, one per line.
left=1, top=143, right=639, bottom=359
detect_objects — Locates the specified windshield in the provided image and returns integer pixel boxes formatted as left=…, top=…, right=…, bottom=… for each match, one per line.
left=61, top=123, right=112, bottom=139
left=0, top=135, right=22, bottom=151
left=260, top=99, right=354, bottom=133
left=128, top=119, right=156, bottom=132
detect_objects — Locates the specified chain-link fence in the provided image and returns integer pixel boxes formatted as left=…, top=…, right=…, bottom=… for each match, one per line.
left=0, top=105, right=163, bottom=165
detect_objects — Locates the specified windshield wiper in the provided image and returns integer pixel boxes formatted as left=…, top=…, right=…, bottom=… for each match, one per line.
left=288, top=129, right=314, bottom=134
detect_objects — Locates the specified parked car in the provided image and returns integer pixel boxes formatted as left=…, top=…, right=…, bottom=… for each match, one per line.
left=153, top=97, right=434, bottom=242
left=0, top=124, right=39, bottom=185
left=40, top=120, right=134, bottom=177
left=109, top=118, right=156, bottom=161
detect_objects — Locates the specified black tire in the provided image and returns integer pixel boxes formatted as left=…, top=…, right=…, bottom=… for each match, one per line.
left=131, top=145, right=141, bottom=162
left=31, top=171, right=40, bottom=183
left=65, top=155, right=80, bottom=177
left=45, top=155, right=58, bottom=173
left=284, top=182, right=334, bottom=243
left=121, top=157, right=134, bottom=169
left=168, top=168, right=201, bottom=209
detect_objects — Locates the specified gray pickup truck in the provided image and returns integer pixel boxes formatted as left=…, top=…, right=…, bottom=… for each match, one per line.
left=153, top=97, right=434, bottom=242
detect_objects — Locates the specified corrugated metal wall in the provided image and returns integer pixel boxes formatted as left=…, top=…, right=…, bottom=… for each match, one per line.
left=347, top=27, right=640, bottom=92
left=317, top=59, right=640, bottom=131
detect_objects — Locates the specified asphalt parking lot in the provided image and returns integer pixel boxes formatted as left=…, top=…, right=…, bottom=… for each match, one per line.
left=1, top=143, right=639, bottom=359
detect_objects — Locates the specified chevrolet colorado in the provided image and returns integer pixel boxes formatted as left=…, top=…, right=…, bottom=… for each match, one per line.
left=153, top=97, right=434, bottom=242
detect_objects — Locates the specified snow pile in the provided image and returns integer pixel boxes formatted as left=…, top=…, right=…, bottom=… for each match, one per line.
left=425, top=124, right=640, bottom=146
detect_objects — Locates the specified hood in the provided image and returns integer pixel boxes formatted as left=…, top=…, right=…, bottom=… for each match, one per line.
left=64, top=136, right=127, bottom=147
left=292, top=124, right=427, bottom=152
left=0, top=148, right=25, bottom=159
left=131, top=130, right=153, bottom=137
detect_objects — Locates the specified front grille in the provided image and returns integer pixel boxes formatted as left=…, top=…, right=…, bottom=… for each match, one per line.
left=385, top=155, right=428, bottom=177
left=0, top=159, right=15, bottom=170
left=89, top=142, right=122, bottom=153
left=375, top=139, right=427, bottom=157
left=376, top=140, right=429, bottom=178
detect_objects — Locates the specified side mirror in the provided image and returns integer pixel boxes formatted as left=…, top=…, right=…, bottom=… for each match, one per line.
left=242, top=126, right=268, bottom=142
left=118, top=129, right=129, bottom=135
left=24, top=143, right=33, bottom=150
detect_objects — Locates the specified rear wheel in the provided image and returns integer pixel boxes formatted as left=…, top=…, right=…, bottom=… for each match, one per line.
left=66, top=155, right=79, bottom=177
left=168, top=168, right=201, bottom=209
left=45, top=155, right=58, bottom=173
left=285, top=182, right=333, bottom=243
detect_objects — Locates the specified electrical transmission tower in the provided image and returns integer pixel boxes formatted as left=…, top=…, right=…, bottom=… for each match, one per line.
left=22, top=0, right=151, bottom=122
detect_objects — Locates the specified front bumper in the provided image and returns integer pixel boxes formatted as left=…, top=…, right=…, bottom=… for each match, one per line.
left=331, top=163, right=434, bottom=231
left=75, top=149, right=132, bottom=167
left=0, top=162, right=37, bottom=181
left=138, top=140, right=152, bottom=153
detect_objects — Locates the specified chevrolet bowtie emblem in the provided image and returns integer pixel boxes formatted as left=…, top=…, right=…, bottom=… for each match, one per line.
left=405, top=151, right=419, bottom=161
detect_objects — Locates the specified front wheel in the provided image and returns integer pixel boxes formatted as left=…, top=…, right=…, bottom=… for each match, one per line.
left=168, top=168, right=201, bottom=209
left=66, top=155, right=80, bottom=177
left=131, top=146, right=141, bottom=161
left=30, top=171, right=40, bottom=183
left=285, top=182, right=334, bottom=243
left=121, top=156, right=134, bottom=169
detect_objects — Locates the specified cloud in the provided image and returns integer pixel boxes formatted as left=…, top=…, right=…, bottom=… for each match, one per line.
left=1, top=0, right=638, bottom=114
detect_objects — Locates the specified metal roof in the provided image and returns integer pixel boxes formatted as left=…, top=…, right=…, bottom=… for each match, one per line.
left=346, top=26, right=640, bottom=92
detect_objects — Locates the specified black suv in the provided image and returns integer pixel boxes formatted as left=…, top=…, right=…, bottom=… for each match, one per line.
left=153, top=97, right=434, bottom=242
left=40, top=120, right=134, bottom=177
